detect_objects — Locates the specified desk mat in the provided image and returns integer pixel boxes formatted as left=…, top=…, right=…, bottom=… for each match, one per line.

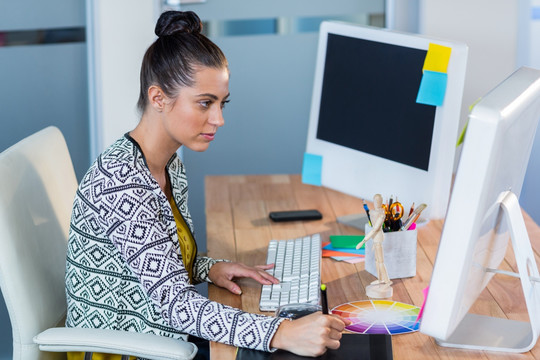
left=235, top=333, right=392, bottom=360
left=331, top=300, right=420, bottom=335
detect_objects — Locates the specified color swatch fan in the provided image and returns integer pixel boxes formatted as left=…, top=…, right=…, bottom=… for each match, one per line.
left=332, top=300, right=421, bottom=335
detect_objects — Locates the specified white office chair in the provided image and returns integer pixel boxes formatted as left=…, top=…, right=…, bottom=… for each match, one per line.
left=0, top=127, right=197, bottom=360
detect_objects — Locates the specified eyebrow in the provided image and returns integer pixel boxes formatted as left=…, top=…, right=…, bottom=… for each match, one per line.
left=196, top=93, right=231, bottom=101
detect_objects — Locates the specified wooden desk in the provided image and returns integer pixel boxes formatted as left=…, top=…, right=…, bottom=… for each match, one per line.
left=205, top=174, right=540, bottom=360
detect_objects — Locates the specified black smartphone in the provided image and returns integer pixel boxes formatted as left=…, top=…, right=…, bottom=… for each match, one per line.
left=268, top=209, right=322, bottom=222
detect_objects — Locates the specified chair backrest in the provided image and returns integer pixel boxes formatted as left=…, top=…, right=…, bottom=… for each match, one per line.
left=0, top=127, right=78, bottom=360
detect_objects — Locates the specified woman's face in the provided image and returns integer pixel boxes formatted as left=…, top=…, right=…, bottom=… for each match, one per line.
left=162, top=66, right=230, bottom=152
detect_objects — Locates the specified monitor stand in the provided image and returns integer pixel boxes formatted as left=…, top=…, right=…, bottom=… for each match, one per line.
left=435, top=191, right=540, bottom=353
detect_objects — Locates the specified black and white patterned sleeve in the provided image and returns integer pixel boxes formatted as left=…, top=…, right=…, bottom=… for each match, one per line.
left=192, top=256, right=231, bottom=284
left=105, top=186, right=284, bottom=351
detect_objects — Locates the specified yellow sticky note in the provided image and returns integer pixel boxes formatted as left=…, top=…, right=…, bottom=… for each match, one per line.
left=423, top=43, right=452, bottom=73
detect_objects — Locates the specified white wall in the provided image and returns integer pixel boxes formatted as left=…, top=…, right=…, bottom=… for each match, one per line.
left=87, top=0, right=160, bottom=159
left=418, top=0, right=540, bottom=223
left=419, top=0, right=519, bottom=136
left=522, top=0, right=540, bottom=222
left=391, top=0, right=540, bottom=223
left=532, top=2, right=540, bottom=67
left=385, top=0, right=419, bottom=33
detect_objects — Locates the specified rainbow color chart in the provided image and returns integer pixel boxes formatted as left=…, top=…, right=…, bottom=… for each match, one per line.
left=331, top=300, right=421, bottom=335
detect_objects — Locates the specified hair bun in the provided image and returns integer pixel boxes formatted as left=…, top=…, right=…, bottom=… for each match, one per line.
left=155, top=11, right=202, bottom=37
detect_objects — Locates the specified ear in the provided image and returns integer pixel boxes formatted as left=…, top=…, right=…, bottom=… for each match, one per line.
left=147, top=85, right=167, bottom=112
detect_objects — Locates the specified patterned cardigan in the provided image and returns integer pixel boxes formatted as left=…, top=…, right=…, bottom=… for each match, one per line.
left=65, top=134, right=284, bottom=352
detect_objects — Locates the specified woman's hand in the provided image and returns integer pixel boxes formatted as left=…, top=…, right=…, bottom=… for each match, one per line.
left=208, top=261, right=279, bottom=295
left=270, top=312, right=351, bottom=357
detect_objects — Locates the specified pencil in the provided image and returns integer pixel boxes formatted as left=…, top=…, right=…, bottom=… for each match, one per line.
left=362, top=199, right=372, bottom=227
left=408, top=202, right=415, bottom=217
left=321, top=284, right=329, bottom=314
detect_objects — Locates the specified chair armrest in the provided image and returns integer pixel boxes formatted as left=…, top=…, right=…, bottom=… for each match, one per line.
left=33, top=327, right=198, bottom=360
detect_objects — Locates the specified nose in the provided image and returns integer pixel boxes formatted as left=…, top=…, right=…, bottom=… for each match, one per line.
left=209, top=106, right=225, bottom=128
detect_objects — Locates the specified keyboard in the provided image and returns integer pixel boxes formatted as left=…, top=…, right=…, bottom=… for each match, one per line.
left=259, top=233, right=322, bottom=312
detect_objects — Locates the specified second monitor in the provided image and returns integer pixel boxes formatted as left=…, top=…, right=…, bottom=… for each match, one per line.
left=305, top=22, right=468, bottom=219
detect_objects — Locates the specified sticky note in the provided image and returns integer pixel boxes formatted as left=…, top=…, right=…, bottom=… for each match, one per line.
left=532, top=7, right=540, bottom=19
left=331, top=256, right=365, bottom=264
left=329, top=235, right=365, bottom=249
left=416, top=70, right=448, bottom=106
left=323, top=243, right=365, bottom=255
left=302, top=153, right=322, bottom=186
left=423, top=43, right=452, bottom=73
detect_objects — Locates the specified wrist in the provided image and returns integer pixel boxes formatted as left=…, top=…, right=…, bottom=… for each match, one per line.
left=207, top=259, right=229, bottom=283
left=270, top=318, right=292, bottom=350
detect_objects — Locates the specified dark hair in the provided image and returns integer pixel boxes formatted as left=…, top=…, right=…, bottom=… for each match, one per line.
left=137, top=11, right=228, bottom=113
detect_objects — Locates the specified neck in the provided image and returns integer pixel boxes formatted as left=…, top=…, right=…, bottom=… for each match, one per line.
left=130, top=111, right=179, bottom=193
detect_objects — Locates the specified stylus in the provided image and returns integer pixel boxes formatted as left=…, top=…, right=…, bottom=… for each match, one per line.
left=320, top=284, right=329, bottom=315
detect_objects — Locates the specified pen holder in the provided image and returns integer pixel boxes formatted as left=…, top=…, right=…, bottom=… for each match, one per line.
left=364, top=225, right=417, bottom=279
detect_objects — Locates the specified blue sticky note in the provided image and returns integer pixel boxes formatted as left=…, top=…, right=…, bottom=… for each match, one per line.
left=302, top=153, right=322, bottom=186
left=416, top=70, right=448, bottom=106
left=533, top=7, right=540, bottom=20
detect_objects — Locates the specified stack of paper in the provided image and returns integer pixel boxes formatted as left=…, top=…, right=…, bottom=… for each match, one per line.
left=322, top=235, right=366, bottom=264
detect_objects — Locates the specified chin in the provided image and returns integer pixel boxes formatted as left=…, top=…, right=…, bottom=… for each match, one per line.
left=187, top=144, right=211, bottom=152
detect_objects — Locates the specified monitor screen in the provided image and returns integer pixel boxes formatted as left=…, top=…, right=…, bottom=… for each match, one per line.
left=317, top=34, right=436, bottom=171
left=305, top=22, right=468, bottom=219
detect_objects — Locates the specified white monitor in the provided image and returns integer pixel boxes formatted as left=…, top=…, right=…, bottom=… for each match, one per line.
left=420, top=67, right=540, bottom=352
left=305, top=21, right=468, bottom=219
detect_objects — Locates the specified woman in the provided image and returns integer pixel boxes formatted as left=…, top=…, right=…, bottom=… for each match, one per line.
left=65, top=10, right=348, bottom=359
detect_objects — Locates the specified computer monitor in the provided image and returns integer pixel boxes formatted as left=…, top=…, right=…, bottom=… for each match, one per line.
left=420, top=67, right=540, bottom=352
left=305, top=21, right=468, bottom=220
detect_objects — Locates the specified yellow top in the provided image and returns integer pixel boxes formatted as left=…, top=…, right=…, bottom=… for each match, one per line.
left=169, top=195, right=196, bottom=283
left=68, top=197, right=196, bottom=360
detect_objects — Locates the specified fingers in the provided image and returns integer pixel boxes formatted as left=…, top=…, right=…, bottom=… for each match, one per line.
left=253, top=264, right=279, bottom=284
left=221, top=278, right=242, bottom=295
left=255, top=269, right=279, bottom=284
left=328, top=328, right=343, bottom=341
left=239, top=264, right=278, bottom=285
left=272, top=313, right=347, bottom=357
left=320, top=317, right=344, bottom=351
left=329, top=314, right=351, bottom=329
left=255, top=263, right=274, bottom=270
left=249, top=271, right=278, bottom=285
left=325, top=338, right=341, bottom=351
left=210, top=262, right=279, bottom=292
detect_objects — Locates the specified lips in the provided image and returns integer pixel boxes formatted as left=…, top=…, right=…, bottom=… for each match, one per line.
left=201, top=133, right=215, bottom=141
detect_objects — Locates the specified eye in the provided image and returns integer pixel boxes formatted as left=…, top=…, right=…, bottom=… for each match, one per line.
left=221, top=100, right=230, bottom=109
left=199, top=100, right=211, bottom=109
